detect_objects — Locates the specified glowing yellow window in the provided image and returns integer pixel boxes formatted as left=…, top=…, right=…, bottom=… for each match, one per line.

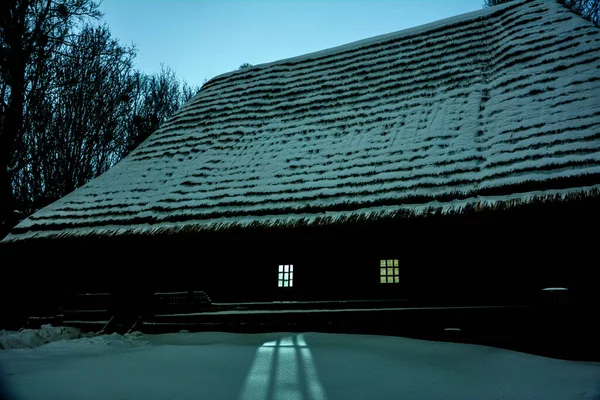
left=380, top=260, right=399, bottom=284
left=278, top=265, right=294, bottom=287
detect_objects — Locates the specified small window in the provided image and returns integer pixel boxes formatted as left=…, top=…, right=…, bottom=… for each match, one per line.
left=380, top=259, right=399, bottom=284
left=278, top=264, right=294, bottom=287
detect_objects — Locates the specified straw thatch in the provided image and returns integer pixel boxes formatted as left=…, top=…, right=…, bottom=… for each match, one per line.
left=4, top=0, right=600, bottom=242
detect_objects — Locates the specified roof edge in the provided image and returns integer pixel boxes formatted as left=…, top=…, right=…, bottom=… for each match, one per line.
left=3, top=183, right=598, bottom=244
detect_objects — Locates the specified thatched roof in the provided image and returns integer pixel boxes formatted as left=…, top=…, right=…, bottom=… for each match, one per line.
left=4, top=0, right=600, bottom=242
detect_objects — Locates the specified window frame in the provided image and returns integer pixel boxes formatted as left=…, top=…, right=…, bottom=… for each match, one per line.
left=380, top=259, right=399, bottom=284
left=278, top=264, right=294, bottom=288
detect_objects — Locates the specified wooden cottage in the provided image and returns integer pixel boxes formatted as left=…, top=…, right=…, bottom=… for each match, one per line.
left=2, top=0, right=600, bottom=326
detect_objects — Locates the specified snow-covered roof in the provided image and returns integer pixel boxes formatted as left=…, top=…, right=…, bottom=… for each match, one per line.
left=5, top=0, right=600, bottom=242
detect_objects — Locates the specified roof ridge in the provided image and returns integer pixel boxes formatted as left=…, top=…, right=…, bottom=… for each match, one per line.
left=206, top=0, right=532, bottom=85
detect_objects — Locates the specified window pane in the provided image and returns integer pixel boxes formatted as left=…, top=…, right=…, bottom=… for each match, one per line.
left=290, top=272, right=293, bottom=280
left=394, top=268, right=399, bottom=276
left=380, top=268, right=386, bottom=276
left=387, top=260, right=393, bottom=267
left=394, top=276, right=399, bottom=283
left=284, top=281, right=289, bottom=287
left=380, top=277, right=387, bottom=283
left=387, top=276, right=393, bottom=283
left=279, top=273, right=283, bottom=280
left=290, top=265, right=293, bottom=272
left=284, top=273, right=288, bottom=280
left=394, top=260, right=399, bottom=267
left=289, top=281, right=293, bottom=287
left=387, top=268, right=393, bottom=275
left=278, top=280, right=283, bottom=287
left=279, top=265, right=283, bottom=272
left=284, top=265, right=289, bottom=272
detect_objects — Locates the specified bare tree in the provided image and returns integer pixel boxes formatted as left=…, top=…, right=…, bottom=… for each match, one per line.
left=0, top=0, right=101, bottom=237
left=36, top=25, right=134, bottom=205
left=0, top=1, right=200, bottom=240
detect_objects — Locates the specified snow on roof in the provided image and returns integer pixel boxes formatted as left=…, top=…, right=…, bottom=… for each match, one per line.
left=5, top=0, right=600, bottom=242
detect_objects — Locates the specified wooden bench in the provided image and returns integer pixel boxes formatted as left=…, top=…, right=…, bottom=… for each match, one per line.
left=153, top=291, right=212, bottom=315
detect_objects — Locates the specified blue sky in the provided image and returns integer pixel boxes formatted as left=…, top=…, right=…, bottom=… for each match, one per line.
left=98, top=0, right=486, bottom=87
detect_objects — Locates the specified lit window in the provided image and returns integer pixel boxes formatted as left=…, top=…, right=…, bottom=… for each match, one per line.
left=278, top=264, right=294, bottom=287
left=380, top=260, right=399, bottom=284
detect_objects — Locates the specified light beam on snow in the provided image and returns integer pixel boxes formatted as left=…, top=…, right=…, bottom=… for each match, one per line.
left=238, top=334, right=327, bottom=400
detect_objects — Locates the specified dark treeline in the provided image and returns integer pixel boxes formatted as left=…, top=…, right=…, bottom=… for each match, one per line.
left=0, top=0, right=199, bottom=239
left=484, top=0, right=600, bottom=25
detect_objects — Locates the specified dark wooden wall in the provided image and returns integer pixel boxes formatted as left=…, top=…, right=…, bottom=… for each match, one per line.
left=1, top=197, right=598, bottom=328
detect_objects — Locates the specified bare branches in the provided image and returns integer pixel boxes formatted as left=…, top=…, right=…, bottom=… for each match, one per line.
left=1, top=0, right=198, bottom=236
left=483, top=0, right=514, bottom=7
left=561, top=0, right=600, bottom=25
left=0, top=0, right=103, bottom=235
left=484, top=0, right=599, bottom=26
left=123, top=64, right=199, bottom=155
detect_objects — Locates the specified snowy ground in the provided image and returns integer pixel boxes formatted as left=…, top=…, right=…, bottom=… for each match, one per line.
left=1, top=328, right=599, bottom=400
